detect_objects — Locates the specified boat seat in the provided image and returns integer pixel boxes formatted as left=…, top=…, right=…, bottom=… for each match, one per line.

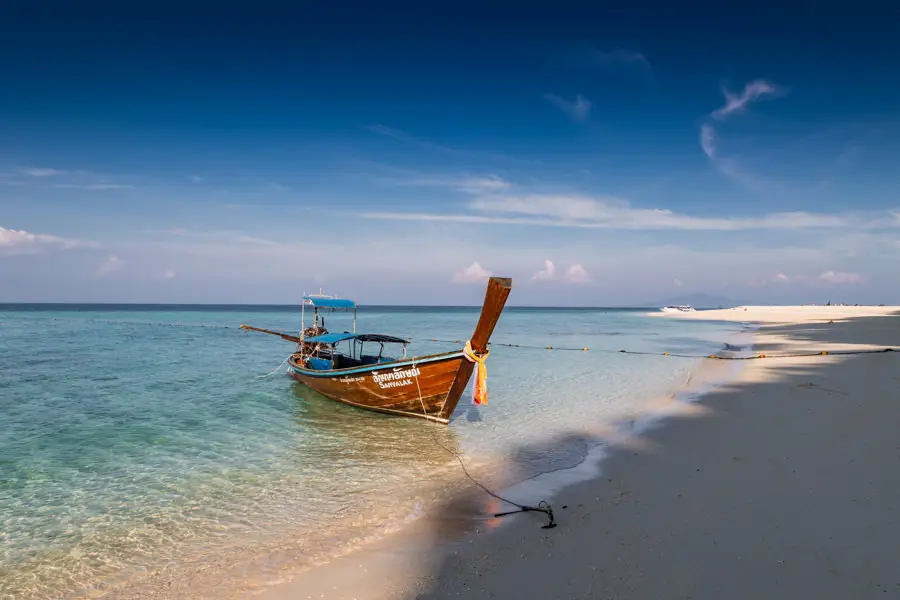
left=360, top=354, right=394, bottom=365
left=306, top=357, right=333, bottom=371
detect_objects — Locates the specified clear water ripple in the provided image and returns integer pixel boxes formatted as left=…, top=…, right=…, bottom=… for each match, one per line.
left=0, top=306, right=739, bottom=598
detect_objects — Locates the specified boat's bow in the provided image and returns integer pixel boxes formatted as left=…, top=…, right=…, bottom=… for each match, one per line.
left=437, top=276, right=512, bottom=421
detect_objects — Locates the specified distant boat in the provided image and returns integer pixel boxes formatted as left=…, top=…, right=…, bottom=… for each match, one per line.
left=660, top=304, right=696, bottom=313
left=240, top=277, right=512, bottom=424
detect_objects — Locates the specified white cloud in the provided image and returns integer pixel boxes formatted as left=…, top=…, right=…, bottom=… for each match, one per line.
left=393, top=174, right=511, bottom=195
left=543, top=93, right=592, bottom=123
left=147, top=228, right=283, bottom=248
left=673, top=278, right=683, bottom=288
left=96, top=254, right=124, bottom=277
left=359, top=187, right=861, bottom=231
left=0, top=226, right=96, bottom=255
left=188, top=175, right=204, bottom=183
left=359, top=171, right=900, bottom=233
left=454, top=261, right=492, bottom=283
left=164, top=270, right=176, bottom=279
left=16, top=168, right=135, bottom=190
left=55, top=183, right=133, bottom=190
left=20, top=167, right=66, bottom=177
left=531, top=259, right=556, bottom=281
left=712, top=80, right=785, bottom=120
left=587, top=48, right=651, bottom=71
left=774, top=272, right=790, bottom=282
left=699, top=124, right=717, bottom=158
left=819, top=271, right=866, bottom=284
left=564, top=264, right=590, bottom=284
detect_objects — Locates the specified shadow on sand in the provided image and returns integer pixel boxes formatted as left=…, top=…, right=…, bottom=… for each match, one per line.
left=401, top=315, right=900, bottom=599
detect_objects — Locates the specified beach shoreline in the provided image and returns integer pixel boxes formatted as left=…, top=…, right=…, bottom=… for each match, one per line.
left=253, top=307, right=899, bottom=600
left=250, top=327, right=755, bottom=600
left=398, top=309, right=900, bottom=599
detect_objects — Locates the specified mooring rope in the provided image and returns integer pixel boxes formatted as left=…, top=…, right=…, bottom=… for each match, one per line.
left=410, top=353, right=556, bottom=530
left=417, top=337, right=897, bottom=360
left=256, top=355, right=292, bottom=378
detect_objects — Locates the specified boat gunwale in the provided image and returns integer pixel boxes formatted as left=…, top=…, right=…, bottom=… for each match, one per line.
left=287, top=349, right=465, bottom=377
left=286, top=372, right=453, bottom=423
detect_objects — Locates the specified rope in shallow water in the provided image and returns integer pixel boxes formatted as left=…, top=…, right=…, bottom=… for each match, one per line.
left=256, top=355, right=292, bottom=378
left=410, top=355, right=557, bottom=530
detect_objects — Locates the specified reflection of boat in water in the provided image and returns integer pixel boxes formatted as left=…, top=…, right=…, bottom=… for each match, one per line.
left=241, top=276, right=512, bottom=424
left=290, top=381, right=465, bottom=462
left=660, top=304, right=696, bottom=313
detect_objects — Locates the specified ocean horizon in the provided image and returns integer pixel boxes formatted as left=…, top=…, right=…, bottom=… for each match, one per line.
left=0, top=303, right=664, bottom=311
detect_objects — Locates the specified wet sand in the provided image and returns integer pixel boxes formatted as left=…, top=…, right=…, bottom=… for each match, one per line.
left=398, top=312, right=900, bottom=599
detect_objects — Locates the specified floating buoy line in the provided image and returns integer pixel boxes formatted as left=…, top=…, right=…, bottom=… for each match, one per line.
left=81, top=320, right=897, bottom=361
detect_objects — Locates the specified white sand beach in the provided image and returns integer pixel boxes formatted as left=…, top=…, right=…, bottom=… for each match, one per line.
left=257, top=308, right=900, bottom=600
left=651, top=304, right=900, bottom=323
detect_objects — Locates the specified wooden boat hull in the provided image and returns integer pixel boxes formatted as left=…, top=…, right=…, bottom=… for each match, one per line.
left=288, top=351, right=466, bottom=423
left=243, top=276, right=513, bottom=425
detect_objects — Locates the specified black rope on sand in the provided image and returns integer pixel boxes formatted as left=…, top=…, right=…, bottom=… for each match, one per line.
left=411, top=359, right=557, bottom=530
left=429, top=433, right=556, bottom=529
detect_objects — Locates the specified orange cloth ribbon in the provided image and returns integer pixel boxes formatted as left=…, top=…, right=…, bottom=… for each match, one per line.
left=463, top=340, right=490, bottom=405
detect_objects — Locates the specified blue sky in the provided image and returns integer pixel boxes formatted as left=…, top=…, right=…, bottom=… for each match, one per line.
left=2, top=1, right=899, bottom=305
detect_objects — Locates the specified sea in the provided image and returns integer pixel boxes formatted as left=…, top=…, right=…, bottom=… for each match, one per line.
left=0, top=305, right=745, bottom=599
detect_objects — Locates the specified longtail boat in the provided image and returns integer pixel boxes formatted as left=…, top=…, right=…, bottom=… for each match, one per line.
left=240, top=277, right=512, bottom=424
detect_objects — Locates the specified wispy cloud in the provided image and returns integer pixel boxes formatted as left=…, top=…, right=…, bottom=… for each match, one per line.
left=391, top=173, right=511, bottom=194
left=14, top=167, right=136, bottom=191
left=531, top=259, right=556, bottom=281
left=757, top=270, right=867, bottom=286
left=55, top=183, right=134, bottom=190
left=454, top=261, right=492, bottom=283
left=0, top=174, right=26, bottom=186
left=711, top=80, right=786, bottom=120
left=585, top=48, right=651, bottom=72
left=145, top=228, right=283, bottom=247
left=96, top=254, right=124, bottom=277
left=701, top=79, right=787, bottom=188
left=543, top=93, right=592, bottom=123
left=366, top=124, right=453, bottom=152
left=0, top=225, right=97, bottom=255
left=188, top=175, right=204, bottom=183
left=366, top=124, right=538, bottom=165
left=19, top=167, right=67, bottom=177
left=818, top=270, right=866, bottom=284
left=699, top=124, right=716, bottom=158
left=355, top=175, right=899, bottom=232
left=567, top=45, right=652, bottom=80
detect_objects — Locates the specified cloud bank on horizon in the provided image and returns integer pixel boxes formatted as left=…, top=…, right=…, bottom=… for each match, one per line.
left=1, top=3, right=899, bottom=305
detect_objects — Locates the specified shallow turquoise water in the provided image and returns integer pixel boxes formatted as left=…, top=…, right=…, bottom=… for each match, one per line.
left=0, top=306, right=740, bottom=598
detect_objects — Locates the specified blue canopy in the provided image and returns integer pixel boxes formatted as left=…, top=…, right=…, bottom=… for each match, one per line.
left=305, top=332, right=408, bottom=344
left=302, top=296, right=356, bottom=309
